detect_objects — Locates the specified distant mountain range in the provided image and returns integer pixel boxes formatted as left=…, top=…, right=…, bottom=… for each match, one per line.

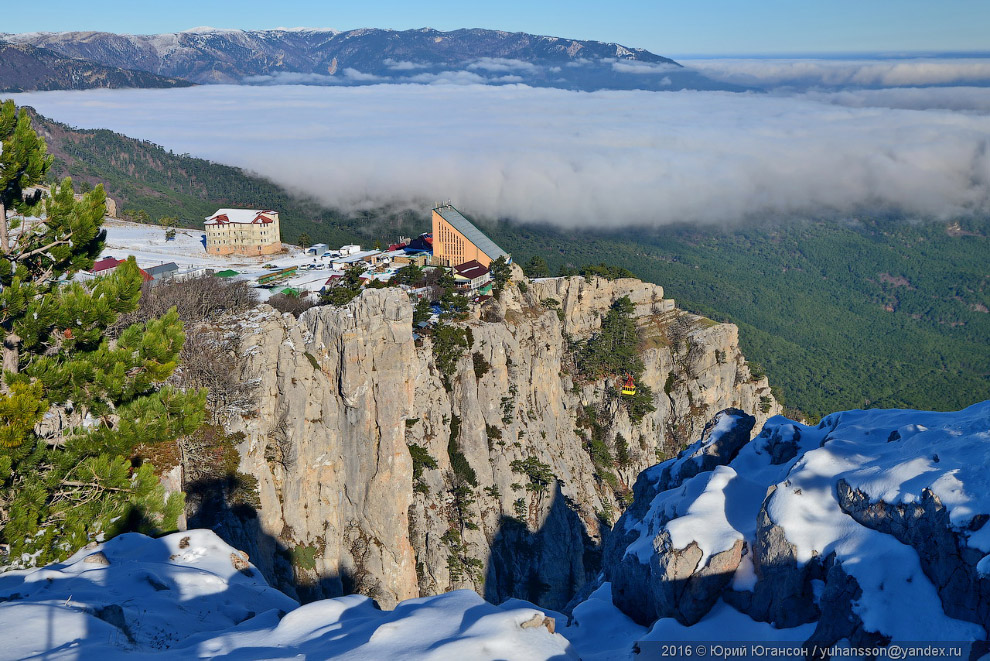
left=1, top=27, right=738, bottom=91
left=0, top=40, right=192, bottom=92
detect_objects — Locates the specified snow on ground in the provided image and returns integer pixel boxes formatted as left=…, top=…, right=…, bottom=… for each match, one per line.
left=558, top=584, right=647, bottom=661
left=617, top=401, right=990, bottom=645
left=762, top=405, right=990, bottom=642
left=0, top=530, right=573, bottom=660
left=100, top=220, right=230, bottom=270
left=99, top=219, right=358, bottom=300
left=641, top=598, right=816, bottom=644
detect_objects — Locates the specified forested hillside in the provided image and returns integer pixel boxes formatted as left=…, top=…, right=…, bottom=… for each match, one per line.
left=492, top=217, right=990, bottom=419
left=0, top=41, right=192, bottom=92
left=30, top=108, right=987, bottom=418
left=29, top=111, right=396, bottom=247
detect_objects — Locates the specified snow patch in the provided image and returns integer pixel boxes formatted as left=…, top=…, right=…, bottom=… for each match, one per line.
left=0, top=531, right=572, bottom=659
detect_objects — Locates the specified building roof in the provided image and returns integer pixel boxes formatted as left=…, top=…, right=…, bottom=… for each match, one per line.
left=214, top=269, right=240, bottom=278
left=204, top=209, right=277, bottom=225
left=146, top=262, right=179, bottom=279
left=434, top=205, right=507, bottom=261
left=332, top=250, right=382, bottom=264
left=454, top=260, right=489, bottom=280
left=91, top=257, right=151, bottom=281
left=91, top=257, right=122, bottom=273
left=270, top=286, right=300, bottom=296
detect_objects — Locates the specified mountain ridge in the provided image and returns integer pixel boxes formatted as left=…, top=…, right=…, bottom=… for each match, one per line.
left=1, top=27, right=738, bottom=91
left=0, top=40, right=194, bottom=92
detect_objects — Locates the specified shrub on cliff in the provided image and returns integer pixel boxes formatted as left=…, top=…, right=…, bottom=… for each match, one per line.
left=577, top=296, right=643, bottom=380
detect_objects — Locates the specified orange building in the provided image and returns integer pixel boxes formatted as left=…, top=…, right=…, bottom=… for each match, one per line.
left=431, top=203, right=509, bottom=268
left=204, top=208, right=282, bottom=256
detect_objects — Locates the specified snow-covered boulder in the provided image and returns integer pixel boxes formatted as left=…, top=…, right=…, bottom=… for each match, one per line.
left=603, top=408, right=756, bottom=625
left=604, top=402, right=990, bottom=648
left=0, top=530, right=573, bottom=659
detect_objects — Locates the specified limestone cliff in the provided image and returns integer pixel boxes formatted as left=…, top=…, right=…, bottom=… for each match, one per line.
left=217, top=275, right=778, bottom=609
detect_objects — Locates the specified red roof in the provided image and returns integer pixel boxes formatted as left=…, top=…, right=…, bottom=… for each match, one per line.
left=204, top=209, right=276, bottom=226
left=388, top=243, right=408, bottom=251
left=91, top=257, right=122, bottom=273
left=92, top=257, right=151, bottom=281
left=454, top=260, right=489, bottom=280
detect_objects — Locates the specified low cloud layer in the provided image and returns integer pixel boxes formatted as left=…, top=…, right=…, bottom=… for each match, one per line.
left=9, top=81, right=990, bottom=227
left=685, top=58, right=990, bottom=90
left=611, top=61, right=679, bottom=76
left=800, top=86, right=990, bottom=113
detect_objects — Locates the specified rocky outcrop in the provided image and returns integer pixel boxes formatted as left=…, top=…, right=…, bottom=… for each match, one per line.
left=733, top=489, right=821, bottom=628
left=605, top=410, right=756, bottom=624
left=654, top=408, right=755, bottom=493
left=217, top=276, right=778, bottom=610
left=805, top=559, right=890, bottom=652
left=602, top=402, right=990, bottom=648
left=836, top=480, right=990, bottom=632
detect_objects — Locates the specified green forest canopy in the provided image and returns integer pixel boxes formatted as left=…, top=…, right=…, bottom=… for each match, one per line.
left=30, top=109, right=988, bottom=419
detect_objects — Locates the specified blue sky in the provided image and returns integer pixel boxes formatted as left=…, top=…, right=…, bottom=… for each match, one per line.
left=4, top=0, right=989, bottom=55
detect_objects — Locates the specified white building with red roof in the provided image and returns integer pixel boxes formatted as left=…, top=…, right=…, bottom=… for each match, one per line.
left=453, top=259, right=492, bottom=292
left=204, top=208, right=282, bottom=256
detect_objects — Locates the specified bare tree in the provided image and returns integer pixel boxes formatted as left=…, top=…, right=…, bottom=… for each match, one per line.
left=171, top=327, right=257, bottom=425
left=111, top=275, right=258, bottom=335
left=268, top=291, right=317, bottom=317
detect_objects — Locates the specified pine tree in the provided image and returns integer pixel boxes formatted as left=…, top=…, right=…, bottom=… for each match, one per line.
left=0, top=103, right=206, bottom=567
left=0, top=101, right=51, bottom=249
left=523, top=255, right=550, bottom=278
left=1, top=101, right=55, bottom=374
left=490, top=256, right=511, bottom=296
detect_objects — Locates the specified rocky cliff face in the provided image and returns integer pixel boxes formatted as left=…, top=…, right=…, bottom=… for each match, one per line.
left=216, top=275, right=777, bottom=609
left=603, top=402, right=990, bottom=646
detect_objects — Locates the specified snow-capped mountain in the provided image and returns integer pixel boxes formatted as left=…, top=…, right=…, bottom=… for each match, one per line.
left=1, top=27, right=737, bottom=91
left=0, top=40, right=192, bottom=92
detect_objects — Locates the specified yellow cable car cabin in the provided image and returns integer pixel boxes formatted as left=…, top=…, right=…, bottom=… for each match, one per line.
left=621, top=374, right=637, bottom=396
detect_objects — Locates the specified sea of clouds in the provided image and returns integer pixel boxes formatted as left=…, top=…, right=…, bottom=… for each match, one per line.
left=9, top=63, right=990, bottom=227
left=683, top=57, right=990, bottom=90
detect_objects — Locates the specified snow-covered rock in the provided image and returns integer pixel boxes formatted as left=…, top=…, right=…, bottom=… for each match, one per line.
left=0, top=530, right=573, bottom=660
left=604, top=402, right=990, bottom=647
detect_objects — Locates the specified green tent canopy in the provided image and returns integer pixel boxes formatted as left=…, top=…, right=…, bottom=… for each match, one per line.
left=270, top=286, right=300, bottom=296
